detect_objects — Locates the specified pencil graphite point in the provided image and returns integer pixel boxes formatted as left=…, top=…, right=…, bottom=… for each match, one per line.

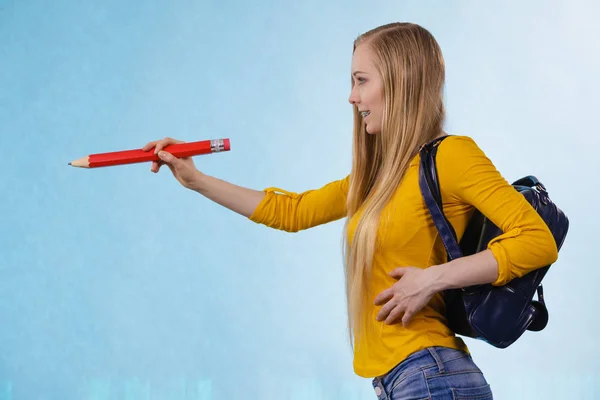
left=69, top=156, right=90, bottom=168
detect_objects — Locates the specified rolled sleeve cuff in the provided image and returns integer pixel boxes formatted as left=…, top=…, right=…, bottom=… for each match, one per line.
left=487, top=228, right=521, bottom=286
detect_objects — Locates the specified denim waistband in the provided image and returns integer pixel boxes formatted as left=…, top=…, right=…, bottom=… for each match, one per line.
left=373, top=346, right=470, bottom=389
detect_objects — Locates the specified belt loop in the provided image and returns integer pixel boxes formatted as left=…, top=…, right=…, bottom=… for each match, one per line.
left=427, top=347, right=445, bottom=373
left=372, top=377, right=387, bottom=399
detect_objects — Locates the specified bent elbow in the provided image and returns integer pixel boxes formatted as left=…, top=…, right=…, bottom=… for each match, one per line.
left=545, top=230, right=559, bottom=266
left=534, top=224, right=559, bottom=268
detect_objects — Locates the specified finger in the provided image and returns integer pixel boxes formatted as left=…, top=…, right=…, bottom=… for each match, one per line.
left=374, top=288, right=393, bottom=306
left=150, top=160, right=164, bottom=173
left=402, top=308, right=416, bottom=327
left=154, top=139, right=168, bottom=154
left=385, top=304, right=406, bottom=325
left=156, top=161, right=165, bottom=172
left=376, top=297, right=399, bottom=322
left=157, top=150, right=178, bottom=165
left=155, top=137, right=185, bottom=154
left=142, top=140, right=159, bottom=152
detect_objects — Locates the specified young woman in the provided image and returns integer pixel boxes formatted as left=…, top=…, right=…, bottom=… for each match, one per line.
left=143, top=22, right=558, bottom=400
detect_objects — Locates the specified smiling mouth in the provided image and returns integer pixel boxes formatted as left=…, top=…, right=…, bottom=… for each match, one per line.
left=360, top=111, right=371, bottom=118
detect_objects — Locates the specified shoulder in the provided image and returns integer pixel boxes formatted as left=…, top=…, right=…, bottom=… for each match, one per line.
left=435, top=135, right=493, bottom=167
left=435, top=134, right=500, bottom=186
left=437, top=135, right=484, bottom=156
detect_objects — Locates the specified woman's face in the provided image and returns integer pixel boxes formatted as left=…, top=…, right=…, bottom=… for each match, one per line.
left=349, top=44, right=384, bottom=135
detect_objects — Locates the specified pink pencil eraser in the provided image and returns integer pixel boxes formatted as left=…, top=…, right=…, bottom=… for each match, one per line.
left=224, top=138, right=231, bottom=151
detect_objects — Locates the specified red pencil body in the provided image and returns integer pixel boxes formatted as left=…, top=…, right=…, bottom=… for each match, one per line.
left=86, top=139, right=230, bottom=168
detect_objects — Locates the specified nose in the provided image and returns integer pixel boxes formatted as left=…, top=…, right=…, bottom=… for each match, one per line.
left=348, top=86, right=360, bottom=105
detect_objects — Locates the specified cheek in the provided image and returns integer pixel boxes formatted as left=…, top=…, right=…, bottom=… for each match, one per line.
left=368, top=90, right=383, bottom=114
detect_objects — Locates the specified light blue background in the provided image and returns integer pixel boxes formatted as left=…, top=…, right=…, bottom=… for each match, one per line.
left=1, top=0, right=598, bottom=399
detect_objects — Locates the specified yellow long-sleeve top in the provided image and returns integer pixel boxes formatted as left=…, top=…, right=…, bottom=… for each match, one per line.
left=248, top=135, right=558, bottom=378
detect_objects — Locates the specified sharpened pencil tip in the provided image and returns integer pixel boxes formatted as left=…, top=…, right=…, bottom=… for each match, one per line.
left=68, top=162, right=72, bottom=166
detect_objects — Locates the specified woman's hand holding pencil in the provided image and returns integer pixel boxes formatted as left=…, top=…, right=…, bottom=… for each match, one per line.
left=143, top=137, right=203, bottom=190
left=143, top=136, right=266, bottom=216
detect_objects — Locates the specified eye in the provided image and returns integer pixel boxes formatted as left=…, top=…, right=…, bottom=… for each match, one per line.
left=356, top=77, right=366, bottom=84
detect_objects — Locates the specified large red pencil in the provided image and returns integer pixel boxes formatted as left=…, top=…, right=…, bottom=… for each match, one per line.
left=69, top=138, right=230, bottom=168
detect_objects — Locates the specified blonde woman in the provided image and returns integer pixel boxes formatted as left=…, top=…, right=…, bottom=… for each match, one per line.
left=144, top=22, right=558, bottom=400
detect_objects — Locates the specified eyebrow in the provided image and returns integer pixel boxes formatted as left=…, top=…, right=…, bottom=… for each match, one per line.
left=352, top=71, right=367, bottom=76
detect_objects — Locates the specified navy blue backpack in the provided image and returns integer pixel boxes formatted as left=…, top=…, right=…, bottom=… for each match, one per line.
left=418, top=136, right=569, bottom=348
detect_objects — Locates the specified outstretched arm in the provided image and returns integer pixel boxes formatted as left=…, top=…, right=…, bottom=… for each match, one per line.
left=146, top=137, right=350, bottom=231
left=144, top=137, right=267, bottom=218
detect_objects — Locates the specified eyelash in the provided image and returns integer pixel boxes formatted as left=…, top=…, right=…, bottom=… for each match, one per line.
left=356, top=77, right=366, bottom=84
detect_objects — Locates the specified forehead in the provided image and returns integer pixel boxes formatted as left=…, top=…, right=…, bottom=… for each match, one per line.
left=352, top=43, right=376, bottom=73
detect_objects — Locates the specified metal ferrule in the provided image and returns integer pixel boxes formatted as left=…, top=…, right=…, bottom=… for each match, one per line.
left=210, top=139, right=225, bottom=152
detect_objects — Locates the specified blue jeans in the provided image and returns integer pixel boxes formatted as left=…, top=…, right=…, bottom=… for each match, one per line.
left=371, top=347, right=493, bottom=399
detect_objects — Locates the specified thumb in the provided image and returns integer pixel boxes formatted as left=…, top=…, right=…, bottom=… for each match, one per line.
left=158, top=151, right=177, bottom=165
left=389, top=267, right=407, bottom=279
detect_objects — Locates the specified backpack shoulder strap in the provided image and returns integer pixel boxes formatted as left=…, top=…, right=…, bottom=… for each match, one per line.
left=418, top=136, right=463, bottom=261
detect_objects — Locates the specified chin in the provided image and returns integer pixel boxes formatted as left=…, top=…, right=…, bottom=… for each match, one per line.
left=365, top=125, right=379, bottom=135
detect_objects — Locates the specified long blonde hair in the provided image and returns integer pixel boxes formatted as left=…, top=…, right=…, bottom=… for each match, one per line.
left=343, top=22, right=446, bottom=347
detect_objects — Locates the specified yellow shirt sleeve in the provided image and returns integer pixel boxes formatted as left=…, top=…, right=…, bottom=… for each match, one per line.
left=248, top=175, right=350, bottom=232
left=437, top=136, right=559, bottom=286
